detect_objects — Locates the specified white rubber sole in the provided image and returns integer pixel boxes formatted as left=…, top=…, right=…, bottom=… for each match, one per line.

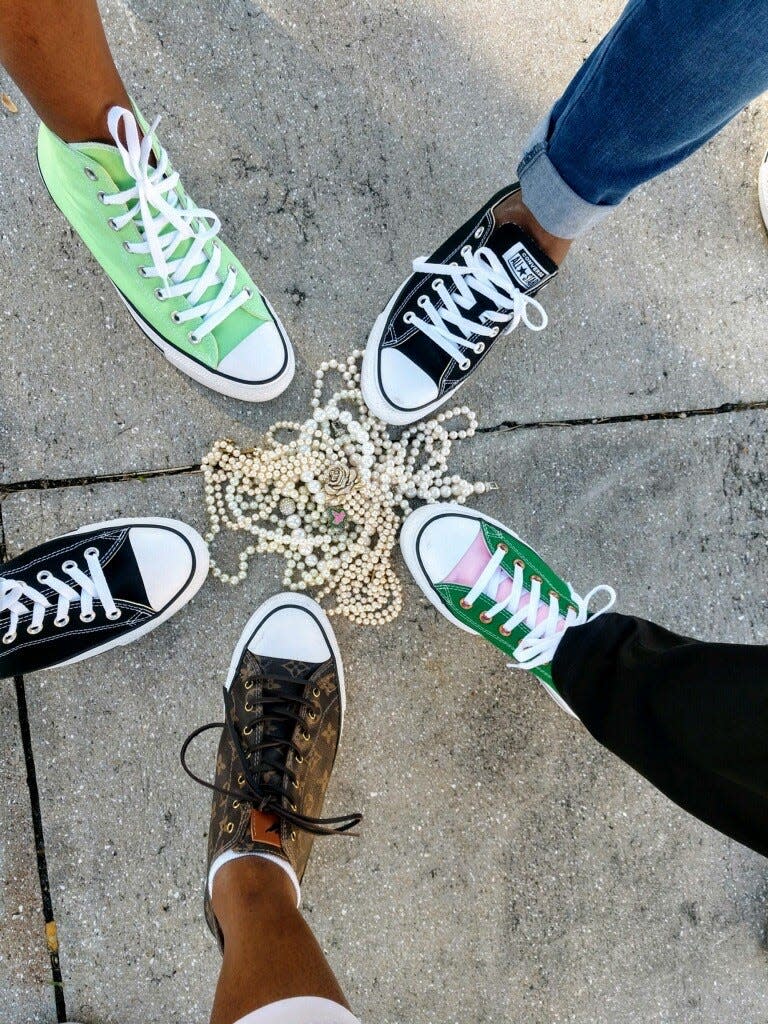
left=400, top=503, right=578, bottom=718
left=361, top=278, right=469, bottom=426
left=759, top=149, right=768, bottom=236
left=115, top=287, right=296, bottom=403
left=52, top=517, right=209, bottom=670
left=223, top=592, right=346, bottom=737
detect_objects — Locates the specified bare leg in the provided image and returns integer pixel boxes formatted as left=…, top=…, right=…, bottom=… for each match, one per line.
left=209, top=857, right=350, bottom=1024
left=496, top=190, right=573, bottom=266
left=0, top=0, right=130, bottom=142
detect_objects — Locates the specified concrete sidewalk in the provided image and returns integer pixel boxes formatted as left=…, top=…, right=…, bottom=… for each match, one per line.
left=1, top=2, right=767, bottom=1023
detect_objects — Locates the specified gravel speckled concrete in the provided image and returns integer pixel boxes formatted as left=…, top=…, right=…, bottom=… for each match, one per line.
left=0, top=682, right=56, bottom=1024
left=2, top=409, right=767, bottom=1024
left=1, top=0, right=766, bottom=483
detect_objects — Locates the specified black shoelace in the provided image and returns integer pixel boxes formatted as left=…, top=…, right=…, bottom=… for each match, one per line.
left=181, top=670, right=361, bottom=838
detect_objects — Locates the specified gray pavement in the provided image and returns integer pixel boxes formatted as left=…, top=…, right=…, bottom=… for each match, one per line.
left=1, top=1, right=767, bottom=1023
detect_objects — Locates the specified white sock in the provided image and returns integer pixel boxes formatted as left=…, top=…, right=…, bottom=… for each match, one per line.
left=235, top=998, right=361, bottom=1024
left=208, top=850, right=302, bottom=908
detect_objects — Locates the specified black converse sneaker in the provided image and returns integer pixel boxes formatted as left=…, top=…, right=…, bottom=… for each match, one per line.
left=362, top=183, right=558, bottom=425
left=0, top=518, right=208, bottom=677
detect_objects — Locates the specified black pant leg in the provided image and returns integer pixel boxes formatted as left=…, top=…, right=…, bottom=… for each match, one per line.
left=552, top=613, right=768, bottom=857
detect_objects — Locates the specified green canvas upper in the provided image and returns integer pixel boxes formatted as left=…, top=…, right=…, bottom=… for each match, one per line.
left=434, top=518, right=579, bottom=693
left=37, top=106, right=273, bottom=371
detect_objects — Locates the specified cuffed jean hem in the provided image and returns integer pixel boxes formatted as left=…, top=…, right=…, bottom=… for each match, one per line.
left=517, top=115, right=617, bottom=239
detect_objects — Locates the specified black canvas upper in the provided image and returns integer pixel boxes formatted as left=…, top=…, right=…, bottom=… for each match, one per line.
left=377, top=182, right=558, bottom=411
left=0, top=523, right=191, bottom=678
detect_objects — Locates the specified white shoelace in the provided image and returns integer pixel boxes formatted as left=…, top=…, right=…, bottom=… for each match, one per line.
left=0, top=547, right=120, bottom=645
left=102, top=107, right=251, bottom=345
left=463, top=543, right=616, bottom=670
left=407, top=244, right=548, bottom=370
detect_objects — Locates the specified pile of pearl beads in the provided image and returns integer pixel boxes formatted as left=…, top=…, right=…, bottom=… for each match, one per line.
left=201, top=351, right=492, bottom=626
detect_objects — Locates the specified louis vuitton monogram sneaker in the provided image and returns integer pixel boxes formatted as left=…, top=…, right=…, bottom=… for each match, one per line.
left=361, top=183, right=558, bottom=425
left=37, top=105, right=294, bottom=401
left=400, top=504, right=615, bottom=715
left=181, top=593, right=361, bottom=947
left=0, top=517, right=208, bottom=678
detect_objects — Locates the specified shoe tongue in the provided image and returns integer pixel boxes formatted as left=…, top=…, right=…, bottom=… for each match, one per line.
left=484, top=222, right=558, bottom=294
left=72, top=141, right=137, bottom=190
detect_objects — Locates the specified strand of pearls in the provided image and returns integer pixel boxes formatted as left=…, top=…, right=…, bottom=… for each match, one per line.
left=201, top=351, right=493, bottom=626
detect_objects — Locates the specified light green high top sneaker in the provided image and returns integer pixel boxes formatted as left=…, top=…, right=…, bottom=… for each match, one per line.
left=400, top=503, right=616, bottom=715
left=37, top=105, right=294, bottom=401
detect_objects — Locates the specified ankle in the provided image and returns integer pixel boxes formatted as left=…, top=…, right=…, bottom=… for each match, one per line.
left=496, top=191, right=572, bottom=266
left=211, top=855, right=298, bottom=929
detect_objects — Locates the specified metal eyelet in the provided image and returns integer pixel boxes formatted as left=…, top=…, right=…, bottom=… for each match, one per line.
left=499, top=624, right=513, bottom=637
left=232, top=800, right=240, bottom=809
left=461, top=245, right=472, bottom=257
left=97, top=191, right=107, bottom=203
left=106, top=608, right=122, bottom=621
left=417, top=295, right=428, bottom=307
left=84, top=547, right=99, bottom=558
left=295, top=755, right=304, bottom=765
left=549, top=589, right=560, bottom=601
left=474, top=227, right=484, bottom=239
left=171, top=311, right=182, bottom=324
left=79, top=611, right=96, bottom=623
left=301, top=730, right=310, bottom=741
left=514, top=558, right=525, bottom=569
left=244, top=702, right=253, bottom=713
left=138, top=266, right=149, bottom=278
left=307, top=710, right=317, bottom=722
left=2, top=632, right=17, bottom=645
left=122, top=241, right=132, bottom=252
left=27, top=623, right=43, bottom=635
left=243, top=725, right=253, bottom=736
left=530, top=574, right=543, bottom=585
left=237, top=774, right=246, bottom=786
left=244, top=679, right=254, bottom=690
left=431, top=278, right=443, bottom=290
left=479, top=612, right=492, bottom=624
left=84, top=167, right=98, bottom=181
left=224, top=822, right=234, bottom=834
left=459, top=598, right=472, bottom=609
left=188, top=332, right=200, bottom=345
left=290, top=802, right=297, bottom=812
left=290, top=830, right=297, bottom=841
left=474, top=342, right=486, bottom=355
left=403, top=311, right=415, bottom=325
left=108, top=218, right=119, bottom=230
left=243, top=288, right=253, bottom=299
left=62, top=559, right=77, bottom=572
left=312, top=686, right=320, bottom=698
left=497, top=543, right=509, bottom=554
left=459, top=359, right=471, bottom=372
left=154, top=288, right=166, bottom=301
left=54, top=615, right=70, bottom=628
left=36, top=570, right=50, bottom=584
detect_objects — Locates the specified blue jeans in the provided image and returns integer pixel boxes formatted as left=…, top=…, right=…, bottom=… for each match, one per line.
left=518, top=0, right=768, bottom=237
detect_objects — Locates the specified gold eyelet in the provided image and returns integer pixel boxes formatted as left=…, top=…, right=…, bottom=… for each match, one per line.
left=243, top=725, right=253, bottom=737
left=301, top=730, right=310, bottom=741
left=244, top=680, right=254, bottom=690
left=459, top=598, right=472, bottom=609
left=232, top=800, right=240, bottom=809
left=290, top=803, right=297, bottom=812
left=224, top=822, right=234, bottom=834
left=531, top=574, right=543, bottom=584
left=244, top=702, right=253, bottom=712
left=479, top=612, right=492, bottom=624
left=237, top=774, right=245, bottom=786
left=499, top=625, right=512, bottom=637
left=290, top=830, right=297, bottom=841
left=312, top=686, right=320, bottom=698
left=514, top=558, right=525, bottom=570
left=307, top=710, right=317, bottom=721
left=295, top=755, right=304, bottom=765
left=497, top=542, right=509, bottom=553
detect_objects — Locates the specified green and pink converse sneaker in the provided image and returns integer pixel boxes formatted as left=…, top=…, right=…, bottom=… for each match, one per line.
left=37, top=105, right=294, bottom=402
left=400, top=503, right=616, bottom=715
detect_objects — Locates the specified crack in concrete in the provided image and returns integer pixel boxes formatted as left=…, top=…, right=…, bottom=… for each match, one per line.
left=0, top=398, right=765, bottom=496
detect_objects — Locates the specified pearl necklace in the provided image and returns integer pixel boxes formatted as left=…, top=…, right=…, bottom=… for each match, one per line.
left=202, top=351, right=493, bottom=626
